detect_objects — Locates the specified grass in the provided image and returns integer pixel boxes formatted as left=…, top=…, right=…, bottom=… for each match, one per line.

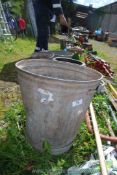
left=0, top=38, right=60, bottom=70
left=0, top=102, right=93, bottom=174
left=0, top=93, right=117, bottom=175
left=0, top=38, right=117, bottom=174
left=0, top=38, right=60, bottom=83
left=0, top=101, right=97, bottom=175
left=96, top=51, right=117, bottom=82
left=0, top=38, right=116, bottom=81
left=0, top=38, right=34, bottom=70
left=90, top=40, right=117, bottom=82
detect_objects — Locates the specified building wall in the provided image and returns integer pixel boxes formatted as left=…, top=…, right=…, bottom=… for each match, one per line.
left=90, top=2, right=117, bottom=32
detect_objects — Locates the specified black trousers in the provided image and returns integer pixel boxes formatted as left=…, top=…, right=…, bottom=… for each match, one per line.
left=33, top=0, right=51, bottom=50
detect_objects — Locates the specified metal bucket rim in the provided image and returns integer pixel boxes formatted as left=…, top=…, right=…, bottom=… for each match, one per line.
left=53, top=57, right=85, bottom=66
left=50, top=50, right=74, bottom=57
left=15, top=59, right=103, bottom=84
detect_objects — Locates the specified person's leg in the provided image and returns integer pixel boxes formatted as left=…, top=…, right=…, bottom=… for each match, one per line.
left=37, top=26, right=49, bottom=50
left=33, top=0, right=41, bottom=51
left=33, top=0, right=50, bottom=51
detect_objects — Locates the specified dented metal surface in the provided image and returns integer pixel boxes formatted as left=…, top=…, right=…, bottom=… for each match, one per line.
left=16, top=59, right=103, bottom=155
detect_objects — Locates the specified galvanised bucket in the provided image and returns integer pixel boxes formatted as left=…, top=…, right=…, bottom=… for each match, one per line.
left=16, top=59, right=103, bottom=155
left=53, top=57, right=85, bottom=66
left=51, top=50, right=73, bottom=57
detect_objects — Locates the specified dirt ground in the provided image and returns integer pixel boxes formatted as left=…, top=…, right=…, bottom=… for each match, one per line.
left=90, top=40, right=117, bottom=80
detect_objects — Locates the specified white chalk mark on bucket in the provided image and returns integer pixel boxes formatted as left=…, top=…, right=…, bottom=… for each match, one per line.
left=72, top=99, right=83, bottom=107
left=38, top=88, right=54, bottom=104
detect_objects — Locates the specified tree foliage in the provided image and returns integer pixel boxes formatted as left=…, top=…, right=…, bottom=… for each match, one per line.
left=1, top=0, right=76, bottom=18
left=1, top=0, right=25, bottom=16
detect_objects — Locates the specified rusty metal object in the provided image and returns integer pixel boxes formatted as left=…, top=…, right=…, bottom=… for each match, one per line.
left=85, top=54, right=114, bottom=79
left=85, top=111, right=117, bottom=143
left=16, top=59, right=102, bottom=155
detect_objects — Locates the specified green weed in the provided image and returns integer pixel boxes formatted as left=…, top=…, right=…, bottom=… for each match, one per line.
left=0, top=101, right=96, bottom=175
left=0, top=38, right=117, bottom=175
left=93, top=93, right=117, bottom=135
left=1, top=92, right=116, bottom=174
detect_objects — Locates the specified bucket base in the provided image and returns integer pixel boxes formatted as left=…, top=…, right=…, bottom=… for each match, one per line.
left=52, top=143, right=72, bottom=155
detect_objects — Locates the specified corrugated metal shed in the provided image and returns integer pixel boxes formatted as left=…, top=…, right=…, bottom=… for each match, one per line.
left=90, top=2, right=117, bottom=32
